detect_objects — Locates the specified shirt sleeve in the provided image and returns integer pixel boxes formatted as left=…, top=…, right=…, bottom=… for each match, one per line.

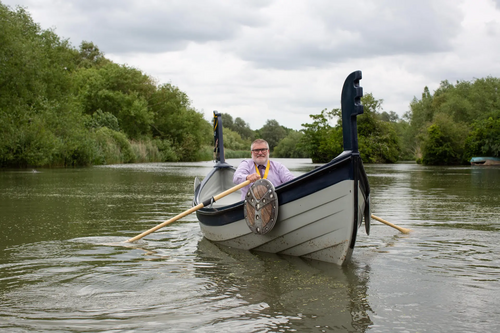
left=277, top=162, right=295, bottom=183
left=233, top=159, right=253, bottom=185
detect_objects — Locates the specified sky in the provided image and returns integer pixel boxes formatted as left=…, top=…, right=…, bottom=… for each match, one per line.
left=3, top=0, right=500, bottom=130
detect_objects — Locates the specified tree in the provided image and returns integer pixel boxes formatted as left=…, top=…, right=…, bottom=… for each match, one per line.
left=259, top=119, right=287, bottom=151
left=273, top=131, right=309, bottom=158
left=73, top=62, right=156, bottom=140
left=379, top=111, right=400, bottom=122
left=300, top=108, right=342, bottom=163
left=0, top=4, right=93, bottom=167
left=356, top=94, right=400, bottom=163
left=220, top=113, right=255, bottom=141
left=464, top=116, right=500, bottom=159
left=222, top=128, right=249, bottom=151
left=420, top=113, right=468, bottom=165
left=149, top=83, right=212, bottom=160
left=220, top=113, right=234, bottom=131
left=407, top=77, right=500, bottom=164
left=300, top=94, right=400, bottom=163
left=233, top=117, right=255, bottom=140
left=77, top=41, right=109, bottom=68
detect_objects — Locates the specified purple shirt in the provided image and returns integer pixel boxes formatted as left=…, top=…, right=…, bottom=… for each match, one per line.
left=233, top=159, right=295, bottom=200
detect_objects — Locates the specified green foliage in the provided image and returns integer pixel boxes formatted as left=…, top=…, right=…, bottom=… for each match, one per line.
left=150, top=84, right=212, bottom=160
left=392, top=120, right=414, bottom=160
left=233, top=117, right=255, bottom=141
left=193, top=145, right=214, bottom=161
left=77, top=41, right=109, bottom=69
left=131, top=141, right=158, bottom=163
left=93, top=127, right=135, bottom=164
left=223, top=128, right=251, bottom=151
left=0, top=4, right=214, bottom=167
left=259, top=119, right=288, bottom=152
left=301, top=94, right=400, bottom=163
left=378, top=111, right=400, bottom=122
left=0, top=5, right=76, bottom=108
left=421, top=125, right=456, bottom=165
left=421, top=114, right=468, bottom=165
left=464, top=116, right=500, bottom=159
left=221, top=113, right=256, bottom=140
left=408, top=77, right=500, bottom=165
left=0, top=97, right=96, bottom=167
left=73, top=62, right=155, bottom=140
left=273, top=131, right=309, bottom=158
left=224, top=149, right=251, bottom=159
left=85, top=110, right=120, bottom=131
left=153, top=139, right=179, bottom=162
left=300, top=108, right=342, bottom=163
left=0, top=106, right=58, bottom=167
left=357, top=94, right=400, bottom=163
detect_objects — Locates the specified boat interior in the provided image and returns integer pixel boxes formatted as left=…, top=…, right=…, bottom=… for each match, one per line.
left=198, top=167, right=242, bottom=207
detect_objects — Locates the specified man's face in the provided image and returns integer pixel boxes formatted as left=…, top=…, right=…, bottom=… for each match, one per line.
left=251, top=142, right=269, bottom=165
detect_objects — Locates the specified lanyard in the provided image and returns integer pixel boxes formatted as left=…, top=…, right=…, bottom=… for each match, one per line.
left=255, top=160, right=270, bottom=179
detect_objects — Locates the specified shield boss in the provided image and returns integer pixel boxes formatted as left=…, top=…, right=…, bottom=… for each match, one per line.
left=244, top=179, right=278, bottom=234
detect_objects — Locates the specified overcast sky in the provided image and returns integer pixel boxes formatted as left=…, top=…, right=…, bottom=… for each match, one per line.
left=3, top=0, right=500, bottom=130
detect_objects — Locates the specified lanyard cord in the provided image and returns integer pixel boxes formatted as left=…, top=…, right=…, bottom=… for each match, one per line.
left=254, top=160, right=270, bottom=179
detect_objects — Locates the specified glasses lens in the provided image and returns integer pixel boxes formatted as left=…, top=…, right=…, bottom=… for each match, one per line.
left=252, top=148, right=268, bottom=153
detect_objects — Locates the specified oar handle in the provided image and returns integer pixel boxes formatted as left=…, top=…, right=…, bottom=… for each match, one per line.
left=371, top=214, right=411, bottom=234
left=125, top=180, right=251, bottom=243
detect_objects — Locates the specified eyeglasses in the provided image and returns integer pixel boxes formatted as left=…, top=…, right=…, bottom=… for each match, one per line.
left=251, top=148, right=268, bottom=153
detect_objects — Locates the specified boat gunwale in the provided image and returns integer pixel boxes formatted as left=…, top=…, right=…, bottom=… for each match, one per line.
left=194, top=151, right=369, bottom=226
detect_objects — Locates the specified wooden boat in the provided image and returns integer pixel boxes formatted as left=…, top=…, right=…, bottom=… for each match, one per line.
left=470, top=157, right=500, bottom=166
left=193, top=71, right=370, bottom=265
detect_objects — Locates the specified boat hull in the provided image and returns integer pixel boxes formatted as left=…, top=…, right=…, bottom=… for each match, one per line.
left=194, top=153, right=370, bottom=265
left=470, top=156, right=500, bottom=166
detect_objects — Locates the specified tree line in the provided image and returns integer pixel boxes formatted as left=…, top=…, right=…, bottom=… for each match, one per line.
left=1, top=4, right=212, bottom=167
left=292, top=77, right=500, bottom=165
left=2, top=3, right=499, bottom=167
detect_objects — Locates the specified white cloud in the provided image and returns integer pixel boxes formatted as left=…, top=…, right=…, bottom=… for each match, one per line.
left=3, top=0, right=500, bottom=130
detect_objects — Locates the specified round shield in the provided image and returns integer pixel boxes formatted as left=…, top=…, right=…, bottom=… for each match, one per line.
left=244, top=179, right=279, bottom=234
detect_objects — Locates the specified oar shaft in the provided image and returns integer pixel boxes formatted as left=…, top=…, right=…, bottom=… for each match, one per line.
left=371, top=214, right=411, bottom=234
left=125, top=180, right=251, bottom=243
left=126, top=203, right=204, bottom=243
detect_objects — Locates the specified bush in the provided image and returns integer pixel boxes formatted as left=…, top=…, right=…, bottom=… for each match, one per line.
left=131, top=140, right=162, bottom=163
left=85, top=110, right=120, bottom=131
left=464, top=116, right=500, bottom=159
left=274, top=131, right=309, bottom=158
left=93, top=127, right=135, bottom=164
left=225, top=149, right=251, bottom=159
left=154, top=139, right=178, bottom=162
left=421, top=114, right=468, bottom=165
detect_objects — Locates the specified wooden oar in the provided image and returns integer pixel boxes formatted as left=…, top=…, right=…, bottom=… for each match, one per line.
left=371, top=214, right=411, bottom=234
left=125, top=180, right=251, bottom=243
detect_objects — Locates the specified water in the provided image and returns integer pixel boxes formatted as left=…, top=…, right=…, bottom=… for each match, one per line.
left=1, top=159, right=499, bottom=332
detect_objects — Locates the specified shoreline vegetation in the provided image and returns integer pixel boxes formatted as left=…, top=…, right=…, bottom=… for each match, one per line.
left=1, top=3, right=499, bottom=168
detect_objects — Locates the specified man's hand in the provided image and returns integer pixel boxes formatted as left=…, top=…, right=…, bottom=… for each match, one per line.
left=246, top=172, right=261, bottom=183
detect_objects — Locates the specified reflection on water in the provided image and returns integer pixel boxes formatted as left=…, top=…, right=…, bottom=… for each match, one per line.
left=195, top=238, right=372, bottom=332
left=0, top=234, right=372, bottom=332
left=1, top=160, right=500, bottom=332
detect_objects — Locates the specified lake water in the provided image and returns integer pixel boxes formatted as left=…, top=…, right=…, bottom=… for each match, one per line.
left=1, top=159, right=499, bottom=332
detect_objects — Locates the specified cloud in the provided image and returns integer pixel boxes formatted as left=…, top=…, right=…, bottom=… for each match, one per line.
left=7, top=0, right=271, bottom=52
left=227, top=0, right=464, bottom=69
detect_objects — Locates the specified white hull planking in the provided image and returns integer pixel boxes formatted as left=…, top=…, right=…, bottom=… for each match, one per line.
left=199, top=180, right=366, bottom=265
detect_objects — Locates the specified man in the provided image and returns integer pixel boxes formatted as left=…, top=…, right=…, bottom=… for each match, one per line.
left=233, top=139, right=295, bottom=200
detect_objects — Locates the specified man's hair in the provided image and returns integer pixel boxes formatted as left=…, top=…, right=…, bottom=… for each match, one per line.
left=251, top=139, right=269, bottom=150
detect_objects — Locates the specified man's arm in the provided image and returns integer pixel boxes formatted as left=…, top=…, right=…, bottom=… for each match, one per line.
left=233, top=160, right=259, bottom=184
left=277, top=162, right=295, bottom=183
